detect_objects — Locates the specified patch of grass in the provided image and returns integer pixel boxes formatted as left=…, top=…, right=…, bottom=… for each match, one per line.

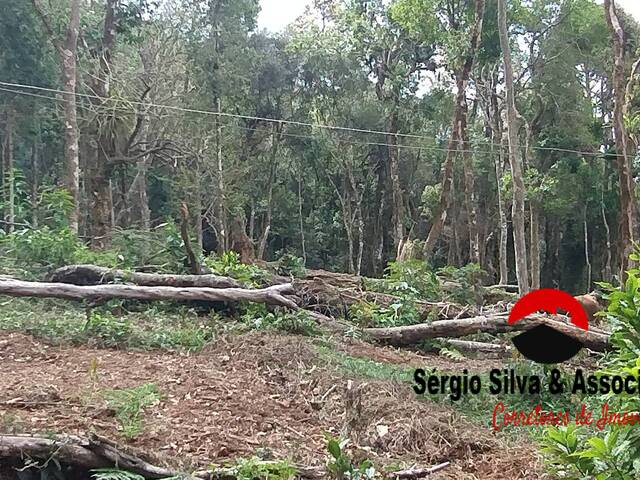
left=0, top=298, right=217, bottom=352
left=207, top=457, right=296, bottom=480
left=103, top=383, right=161, bottom=439
left=316, top=344, right=412, bottom=382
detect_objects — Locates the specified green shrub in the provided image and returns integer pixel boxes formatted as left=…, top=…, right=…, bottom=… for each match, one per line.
left=325, top=436, right=375, bottom=480
left=275, top=253, right=307, bottom=278
left=103, top=383, right=161, bottom=439
left=541, top=258, right=640, bottom=479
left=205, top=251, right=269, bottom=285
left=437, top=263, right=486, bottom=305
left=241, top=304, right=318, bottom=336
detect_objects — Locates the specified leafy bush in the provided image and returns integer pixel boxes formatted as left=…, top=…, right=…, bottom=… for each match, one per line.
left=349, top=299, right=419, bottom=328
left=103, top=383, right=161, bottom=439
left=437, top=263, right=486, bottom=305
left=205, top=251, right=269, bottom=286
left=367, top=260, right=441, bottom=300
left=275, top=253, right=307, bottom=278
left=241, top=304, right=318, bottom=336
left=541, top=258, right=640, bottom=479
left=325, top=436, right=375, bottom=480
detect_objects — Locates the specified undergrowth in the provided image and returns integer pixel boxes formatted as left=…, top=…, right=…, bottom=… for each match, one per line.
left=103, top=383, right=161, bottom=439
left=0, top=298, right=217, bottom=352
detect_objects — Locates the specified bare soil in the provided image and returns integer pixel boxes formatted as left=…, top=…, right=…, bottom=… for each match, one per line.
left=0, top=331, right=545, bottom=479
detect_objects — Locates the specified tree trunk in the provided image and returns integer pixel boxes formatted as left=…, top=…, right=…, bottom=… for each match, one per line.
left=214, top=96, right=227, bottom=253
left=584, top=206, right=592, bottom=290
left=2, top=106, right=15, bottom=234
left=297, top=169, right=307, bottom=264
left=366, top=314, right=609, bottom=351
left=498, top=0, right=529, bottom=294
left=31, top=0, right=81, bottom=235
left=387, top=108, right=405, bottom=255
left=88, top=0, right=117, bottom=248
left=530, top=203, right=540, bottom=290
left=48, top=264, right=241, bottom=288
left=257, top=125, right=280, bottom=260
left=31, top=139, right=39, bottom=228
left=604, top=0, right=636, bottom=281
left=0, top=278, right=298, bottom=309
left=602, top=190, right=613, bottom=281
left=461, top=111, right=479, bottom=263
left=60, top=0, right=81, bottom=235
left=423, top=0, right=485, bottom=259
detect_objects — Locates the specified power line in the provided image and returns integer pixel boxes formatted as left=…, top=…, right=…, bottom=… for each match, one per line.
left=0, top=80, right=615, bottom=159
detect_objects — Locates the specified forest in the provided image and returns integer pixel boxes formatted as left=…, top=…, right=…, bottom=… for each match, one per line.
left=1, top=0, right=640, bottom=478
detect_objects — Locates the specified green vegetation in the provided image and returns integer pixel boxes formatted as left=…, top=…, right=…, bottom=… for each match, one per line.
left=103, top=383, right=161, bottom=439
left=326, top=436, right=375, bottom=480
left=0, top=298, right=217, bottom=352
left=540, top=261, right=640, bottom=479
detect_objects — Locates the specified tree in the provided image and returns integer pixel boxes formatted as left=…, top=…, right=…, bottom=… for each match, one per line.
left=604, top=0, right=636, bottom=280
left=31, top=0, right=81, bottom=235
left=497, top=0, right=529, bottom=294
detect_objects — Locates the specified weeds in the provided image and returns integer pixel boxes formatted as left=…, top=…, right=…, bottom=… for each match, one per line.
left=325, top=436, right=375, bottom=480
left=103, top=383, right=161, bottom=439
left=241, top=304, right=319, bottom=336
left=0, top=298, right=216, bottom=352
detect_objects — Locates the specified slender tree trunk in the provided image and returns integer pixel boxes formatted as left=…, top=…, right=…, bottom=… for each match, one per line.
left=496, top=134, right=509, bottom=285
left=257, top=126, right=280, bottom=260
left=31, top=140, right=39, bottom=228
left=461, top=111, right=479, bottom=263
left=298, top=171, right=306, bottom=264
left=2, top=107, right=14, bottom=233
left=88, top=0, right=117, bottom=248
left=602, top=191, right=613, bottom=281
left=214, top=96, right=227, bottom=253
left=498, top=0, right=529, bottom=294
left=387, top=108, right=404, bottom=256
left=584, top=206, right=592, bottom=290
left=604, top=0, right=636, bottom=280
left=529, top=204, right=540, bottom=290
left=32, top=0, right=81, bottom=235
left=423, top=0, right=485, bottom=259
left=61, top=0, right=81, bottom=236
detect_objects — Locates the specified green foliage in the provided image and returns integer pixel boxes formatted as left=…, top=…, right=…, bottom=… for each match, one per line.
left=437, top=263, right=486, bottom=305
left=541, top=254, right=640, bottom=479
left=0, top=298, right=216, bottom=352
left=325, top=436, right=375, bottom=480
left=91, top=469, right=145, bottom=480
left=241, top=304, right=318, bottom=336
left=223, top=457, right=297, bottom=480
left=275, top=253, right=307, bottom=278
left=205, top=251, right=270, bottom=286
left=103, top=383, right=161, bottom=439
left=541, top=426, right=639, bottom=479
left=438, top=346, right=466, bottom=362
left=85, top=311, right=132, bottom=348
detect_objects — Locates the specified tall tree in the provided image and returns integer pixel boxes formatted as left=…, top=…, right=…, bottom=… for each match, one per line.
left=497, top=0, right=529, bottom=294
left=604, top=0, right=636, bottom=279
left=31, top=0, right=81, bottom=235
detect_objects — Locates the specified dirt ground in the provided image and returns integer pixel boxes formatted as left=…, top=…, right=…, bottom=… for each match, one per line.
left=0, top=331, right=546, bottom=479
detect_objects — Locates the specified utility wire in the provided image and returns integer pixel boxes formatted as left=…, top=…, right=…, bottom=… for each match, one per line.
left=0, top=80, right=615, bottom=159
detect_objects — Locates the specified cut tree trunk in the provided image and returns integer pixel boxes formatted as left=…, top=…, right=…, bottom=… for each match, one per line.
left=445, top=339, right=512, bottom=355
left=47, top=264, right=241, bottom=288
left=365, top=314, right=609, bottom=351
left=0, top=278, right=297, bottom=309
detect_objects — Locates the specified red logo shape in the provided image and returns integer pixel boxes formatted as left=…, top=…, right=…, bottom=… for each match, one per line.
left=508, top=288, right=588, bottom=331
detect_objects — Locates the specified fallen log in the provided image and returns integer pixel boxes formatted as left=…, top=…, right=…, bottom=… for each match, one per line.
left=0, top=434, right=174, bottom=478
left=365, top=314, right=610, bottom=352
left=388, top=461, right=451, bottom=479
left=48, top=264, right=241, bottom=288
left=444, top=339, right=512, bottom=355
left=0, top=278, right=298, bottom=309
